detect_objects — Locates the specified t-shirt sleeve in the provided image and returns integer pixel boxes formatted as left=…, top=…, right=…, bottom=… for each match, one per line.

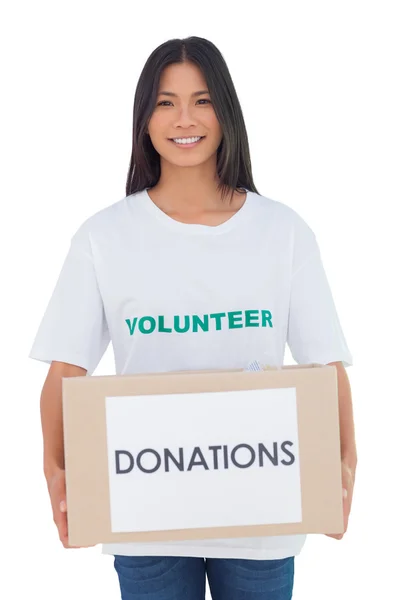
left=28, top=223, right=110, bottom=376
left=286, top=215, right=353, bottom=367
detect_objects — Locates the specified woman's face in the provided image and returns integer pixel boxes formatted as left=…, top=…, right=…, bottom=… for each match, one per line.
left=147, top=62, right=223, bottom=167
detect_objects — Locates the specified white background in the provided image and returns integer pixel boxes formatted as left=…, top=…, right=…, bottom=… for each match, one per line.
left=1, top=1, right=399, bottom=598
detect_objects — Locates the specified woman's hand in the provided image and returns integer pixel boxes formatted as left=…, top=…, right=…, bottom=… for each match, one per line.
left=325, top=460, right=355, bottom=540
left=47, top=467, right=95, bottom=549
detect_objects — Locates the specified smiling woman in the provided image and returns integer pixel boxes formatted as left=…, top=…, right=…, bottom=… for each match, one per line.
left=125, top=37, right=259, bottom=209
left=29, top=34, right=355, bottom=600
left=144, top=63, right=227, bottom=204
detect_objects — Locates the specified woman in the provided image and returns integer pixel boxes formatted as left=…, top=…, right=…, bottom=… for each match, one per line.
left=29, top=36, right=357, bottom=600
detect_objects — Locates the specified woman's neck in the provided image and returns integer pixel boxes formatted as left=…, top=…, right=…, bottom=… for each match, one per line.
left=146, top=184, right=247, bottom=226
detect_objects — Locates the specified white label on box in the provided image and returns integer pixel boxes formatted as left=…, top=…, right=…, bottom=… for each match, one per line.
left=105, top=387, right=302, bottom=533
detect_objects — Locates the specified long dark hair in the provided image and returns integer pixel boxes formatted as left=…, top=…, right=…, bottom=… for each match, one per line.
left=125, top=36, right=260, bottom=202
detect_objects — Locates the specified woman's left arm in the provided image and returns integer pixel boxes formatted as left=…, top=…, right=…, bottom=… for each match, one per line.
left=326, top=360, right=357, bottom=539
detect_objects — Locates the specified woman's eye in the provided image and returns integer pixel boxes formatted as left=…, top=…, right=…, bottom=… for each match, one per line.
left=157, top=99, right=212, bottom=106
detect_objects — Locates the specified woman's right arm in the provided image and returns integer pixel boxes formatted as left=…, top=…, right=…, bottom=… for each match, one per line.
left=41, top=360, right=88, bottom=547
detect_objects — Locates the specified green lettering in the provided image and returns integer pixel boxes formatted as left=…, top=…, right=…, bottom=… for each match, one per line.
left=210, top=313, right=226, bottom=331
left=174, top=315, right=190, bottom=333
left=138, top=316, right=156, bottom=334
left=192, top=314, right=209, bottom=332
left=158, top=315, right=172, bottom=333
left=125, top=317, right=138, bottom=336
left=261, top=310, right=273, bottom=327
left=245, top=310, right=259, bottom=327
left=227, top=311, right=243, bottom=329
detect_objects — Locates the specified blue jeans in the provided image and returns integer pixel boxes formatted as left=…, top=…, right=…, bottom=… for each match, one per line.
left=113, top=555, right=294, bottom=599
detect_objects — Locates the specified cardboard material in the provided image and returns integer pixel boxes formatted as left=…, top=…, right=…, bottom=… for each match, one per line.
left=62, top=364, right=344, bottom=547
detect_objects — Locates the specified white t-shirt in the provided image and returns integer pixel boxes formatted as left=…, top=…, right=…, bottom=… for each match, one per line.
left=29, top=188, right=353, bottom=560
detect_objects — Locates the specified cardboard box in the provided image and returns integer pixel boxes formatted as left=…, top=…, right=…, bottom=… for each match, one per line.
left=62, top=363, right=344, bottom=547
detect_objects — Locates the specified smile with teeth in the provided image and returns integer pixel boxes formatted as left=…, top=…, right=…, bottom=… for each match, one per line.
left=170, top=136, right=205, bottom=146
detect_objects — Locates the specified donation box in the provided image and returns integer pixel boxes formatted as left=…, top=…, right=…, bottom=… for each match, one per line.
left=61, top=364, right=344, bottom=546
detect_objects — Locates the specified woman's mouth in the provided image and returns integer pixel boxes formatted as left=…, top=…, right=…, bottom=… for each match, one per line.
left=168, top=136, right=206, bottom=148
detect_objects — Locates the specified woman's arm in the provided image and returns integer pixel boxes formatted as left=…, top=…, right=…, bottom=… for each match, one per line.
left=42, top=361, right=87, bottom=481
left=326, top=360, right=357, bottom=539
left=328, top=361, right=357, bottom=474
left=41, top=360, right=88, bottom=548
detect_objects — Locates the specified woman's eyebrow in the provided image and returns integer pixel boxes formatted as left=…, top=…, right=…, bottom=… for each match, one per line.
left=157, top=90, right=210, bottom=97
